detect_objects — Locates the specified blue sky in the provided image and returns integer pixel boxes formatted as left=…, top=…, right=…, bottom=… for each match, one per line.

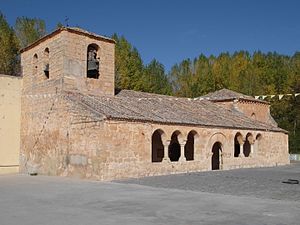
left=1, top=0, right=300, bottom=71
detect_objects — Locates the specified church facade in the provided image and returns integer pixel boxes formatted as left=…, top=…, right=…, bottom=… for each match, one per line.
left=1, top=27, right=289, bottom=180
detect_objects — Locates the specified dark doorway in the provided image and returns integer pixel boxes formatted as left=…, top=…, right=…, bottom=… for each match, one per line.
left=212, top=142, right=222, bottom=170
left=169, top=132, right=181, bottom=162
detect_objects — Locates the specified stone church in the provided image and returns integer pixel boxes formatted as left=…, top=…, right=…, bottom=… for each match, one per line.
left=0, top=27, right=289, bottom=179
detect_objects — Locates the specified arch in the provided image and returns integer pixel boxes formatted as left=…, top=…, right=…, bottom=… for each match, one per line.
left=151, top=129, right=166, bottom=162
left=256, top=133, right=262, bottom=141
left=87, top=43, right=100, bottom=79
left=251, top=113, right=256, bottom=120
left=43, top=48, right=49, bottom=79
left=207, top=132, right=227, bottom=151
left=234, top=132, right=243, bottom=157
left=212, top=142, right=222, bottom=170
left=243, top=133, right=253, bottom=157
left=185, top=130, right=198, bottom=161
left=168, top=130, right=183, bottom=162
left=255, top=133, right=262, bottom=154
left=33, top=54, right=38, bottom=75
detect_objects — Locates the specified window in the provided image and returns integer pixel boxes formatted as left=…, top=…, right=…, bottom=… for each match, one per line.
left=33, top=54, right=38, bottom=75
left=43, top=48, right=49, bottom=79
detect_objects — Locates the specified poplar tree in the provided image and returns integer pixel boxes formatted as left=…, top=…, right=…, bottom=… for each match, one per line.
left=15, top=16, right=46, bottom=48
left=0, top=12, right=19, bottom=75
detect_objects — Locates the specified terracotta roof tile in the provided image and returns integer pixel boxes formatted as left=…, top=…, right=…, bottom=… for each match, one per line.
left=201, top=88, right=268, bottom=104
left=65, top=90, right=285, bottom=133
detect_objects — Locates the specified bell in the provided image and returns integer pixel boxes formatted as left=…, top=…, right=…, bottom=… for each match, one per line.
left=87, top=60, right=99, bottom=71
left=44, top=64, right=49, bottom=72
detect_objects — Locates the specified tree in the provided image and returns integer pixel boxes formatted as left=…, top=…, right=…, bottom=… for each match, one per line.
left=0, top=12, right=19, bottom=75
left=112, top=34, right=144, bottom=91
left=142, top=59, right=172, bottom=95
left=14, top=16, right=46, bottom=48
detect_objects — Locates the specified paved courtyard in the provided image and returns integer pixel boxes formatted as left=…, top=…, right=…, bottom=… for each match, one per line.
left=0, top=163, right=299, bottom=225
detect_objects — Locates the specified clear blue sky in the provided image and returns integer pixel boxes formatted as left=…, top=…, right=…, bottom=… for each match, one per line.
left=1, top=0, right=300, bottom=71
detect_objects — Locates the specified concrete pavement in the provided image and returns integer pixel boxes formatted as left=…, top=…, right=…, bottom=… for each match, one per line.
left=0, top=164, right=299, bottom=225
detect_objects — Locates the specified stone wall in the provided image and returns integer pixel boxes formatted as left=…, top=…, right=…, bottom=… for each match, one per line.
left=21, top=29, right=115, bottom=97
left=62, top=31, right=115, bottom=96
left=236, top=100, right=276, bottom=125
left=60, top=103, right=290, bottom=180
left=0, top=75, right=22, bottom=174
left=214, top=100, right=276, bottom=126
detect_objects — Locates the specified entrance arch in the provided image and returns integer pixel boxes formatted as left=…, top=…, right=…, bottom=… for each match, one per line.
left=212, top=142, right=222, bottom=170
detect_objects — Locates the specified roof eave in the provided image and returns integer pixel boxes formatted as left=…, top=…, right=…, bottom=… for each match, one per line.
left=20, top=27, right=116, bottom=54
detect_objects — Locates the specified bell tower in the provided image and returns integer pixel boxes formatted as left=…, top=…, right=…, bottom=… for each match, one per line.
left=21, top=27, right=115, bottom=96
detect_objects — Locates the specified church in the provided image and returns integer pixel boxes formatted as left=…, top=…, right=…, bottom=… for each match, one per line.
left=0, top=27, right=289, bottom=179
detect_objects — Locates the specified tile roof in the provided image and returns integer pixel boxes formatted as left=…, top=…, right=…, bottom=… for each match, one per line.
left=65, top=90, right=285, bottom=133
left=200, top=88, right=268, bottom=104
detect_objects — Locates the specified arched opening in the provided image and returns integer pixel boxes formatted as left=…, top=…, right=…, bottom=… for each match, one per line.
left=151, top=129, right=165, bottom=162
left=251, top=113, right=256, bottom=120
left=243, top=133, right=253, bottom=157
left=43, top=48, right=49, bottom=79
left=185, top=130, right=197, bottom=161
left=212, top=142, right=222, bottom=170
left=234, top=132, right=243, bottom=157
left=87, top=44, right=100, bottom=79
left=168, top=131, right=182, bottom=162
left=255, top=133, right=262, bottom=154
left=33, top=54, right=38, bottom=75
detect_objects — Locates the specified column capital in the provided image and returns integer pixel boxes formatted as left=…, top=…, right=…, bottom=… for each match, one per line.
left=179, top=140, right=187, bottom=146
left=163, top=140, right=171, bottom=146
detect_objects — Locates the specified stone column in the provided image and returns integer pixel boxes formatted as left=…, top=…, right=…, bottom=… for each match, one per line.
left=179, top=140, right=187, bottom=162
left=163, top=140, right=170, bottom=162
left=250, top=141, right=255, bottom=157
left=239, top=141, right=245, bottom=158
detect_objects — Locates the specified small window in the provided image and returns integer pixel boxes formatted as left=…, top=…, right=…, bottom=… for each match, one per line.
left=33, top=54, right=38, bottom=75
left=87, top=44, right=100, bottom=79
left=44, top=48, right=49, bottom=79
left=251, top=113, right=256, bottom=120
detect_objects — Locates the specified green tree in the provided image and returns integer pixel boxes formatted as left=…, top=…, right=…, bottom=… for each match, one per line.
left=112, top=34, right=144, bottom=91
left=0, top=12, right=19, bottom=75
left=15, top=17, right=46, bottom=48
left=142, top=59, right=172, bottom=95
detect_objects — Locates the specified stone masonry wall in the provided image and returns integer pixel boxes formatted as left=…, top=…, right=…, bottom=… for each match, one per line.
left=21, top=30, right=115, bottom=97
left=62, top=31, right=115, bottom=96
left=237, top=101, right=275, bottom=125
left=21, top=32, right=64, bottom=93
left=214, top=100, right=276, bottom=126
left=20, top=92, right=289, bottom=180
